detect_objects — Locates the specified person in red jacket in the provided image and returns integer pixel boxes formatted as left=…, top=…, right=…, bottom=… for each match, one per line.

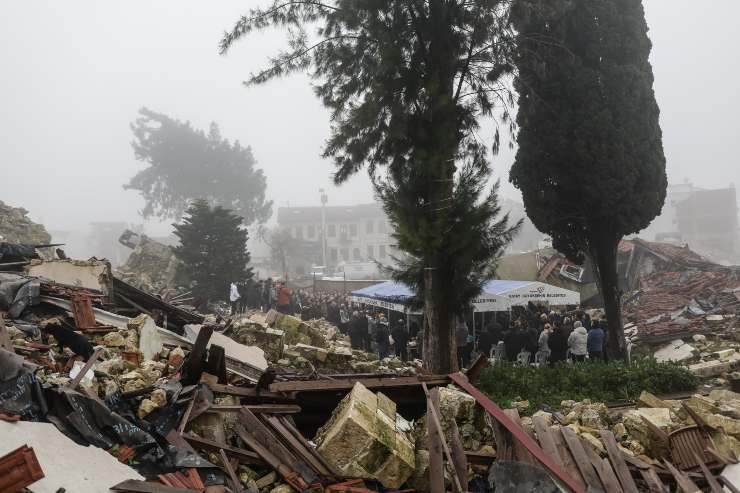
left=276, top=282, right=291, bottom=314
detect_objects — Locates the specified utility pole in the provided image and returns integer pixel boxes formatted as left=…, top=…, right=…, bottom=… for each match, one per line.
left=320, top=188, right=328, bottom=268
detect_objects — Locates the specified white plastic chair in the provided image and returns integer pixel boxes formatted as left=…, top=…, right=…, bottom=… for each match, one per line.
left=515, top=350, right=531, bottom=366
left=534, top=350, right=550, bottom=366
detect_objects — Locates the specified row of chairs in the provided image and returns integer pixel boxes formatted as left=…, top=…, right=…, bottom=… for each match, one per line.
left=489, top=342, right=550, bottom=366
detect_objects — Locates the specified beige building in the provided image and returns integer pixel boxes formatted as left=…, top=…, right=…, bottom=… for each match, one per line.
left=276, top=203, right=396, bottom=274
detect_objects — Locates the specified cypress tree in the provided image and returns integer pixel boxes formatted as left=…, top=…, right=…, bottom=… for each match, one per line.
left=510, top=0, right=667, bottom=358
left=173, top=199, right=252, bottom=302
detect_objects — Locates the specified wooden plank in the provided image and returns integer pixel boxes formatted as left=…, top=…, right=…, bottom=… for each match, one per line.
left=180, top=324, right=213, bottom=384
left=178, top=394, right=196, bottom=434
left=692, top=452, right=723, bottom=493
left=561, top=427, right=604, bottom=491
left=208, top=404, right=301, bottom=414
left=531, top=416, right=564, bottom=468
left=237, top=407, right=317, bottom=484
left=67, top=347, right=104, bottom=390
left=601, top=430, right=639, bottom=493
left=491, top=416, right=513, bottom=461
left=275, top=415, right=340, bottom=478
left=269, top=375, right=449, bottom=393
left=219, top=449, right=243, bottom=493
left=450, top=373, right=586, bottom=493
left=551, top=428, right=586, bottom=490
left=110, top=479, right=199, bottom=493
left=207, top=383, right=293, bottom=402
left=637, top=467, right=666, bottom=493
left=427, top=386, right=444, bottom=493
left=582, top=443, right=623, bottom=493
left=721, top=475, right=740, bottom=493
left=181, top=433, right=263, bottom=465
left=663, top=459, right=701, bottom=493
left=234, top=424, right=308, bottom=491
left=448, top=417, right=469, bottom=491
left=263, top=414, right=332, bottom=476
left=503, top=408, right=538, bottom=466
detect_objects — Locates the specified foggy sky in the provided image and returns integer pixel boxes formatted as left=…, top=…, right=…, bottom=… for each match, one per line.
left=1, top=1, right=738, bottom=237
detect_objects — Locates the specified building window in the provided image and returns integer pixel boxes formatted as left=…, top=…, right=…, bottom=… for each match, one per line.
left=294, top=225, right=303, bottom=239
left=353, top=248, right=361, bottom=260
left=366, top=220, right=374, bottom=234
left=378, top=220, right=386, bottom=234
left=328, top=224, right=336, bottom=237
left=341, top=248, right=349, bottom=261
left=330, top=248, right=338, bottom=262
left=379, top=245, right=386, bottom=259
left=367, top=245, right=374, bottom=259
left=339, top=224, right=348, bottom=235
left=307, top=224, right=316, bottom=238
left=349, top=224, right=357, bottom=237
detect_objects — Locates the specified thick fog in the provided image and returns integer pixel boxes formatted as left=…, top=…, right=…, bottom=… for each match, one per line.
left=1, top=0, right=738, bottom=239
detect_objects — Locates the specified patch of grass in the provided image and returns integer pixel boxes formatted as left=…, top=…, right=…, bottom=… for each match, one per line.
left=477, top=359, right=698, bottom=412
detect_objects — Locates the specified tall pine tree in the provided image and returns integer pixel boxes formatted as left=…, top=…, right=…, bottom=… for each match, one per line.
left=510, top=0, right=666, bottom=359
left=173, top=199, right=252, bottom=302
left=221, top=0, right=521, bottom=373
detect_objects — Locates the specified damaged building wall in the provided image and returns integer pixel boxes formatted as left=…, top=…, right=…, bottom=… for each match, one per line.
left=25, top=259, right=113, bottom=294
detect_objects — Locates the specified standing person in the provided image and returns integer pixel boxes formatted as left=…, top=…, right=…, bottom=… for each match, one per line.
left=376, top=318, right=391, bottom=360
left=503, top=320, right=524, bottom=361
left=237, top=282, right=249, bottom=313
left=477, top=324, right=495, bottom=359
left=391, top=319, right=409, bottom=362
left=524, top=321, right=540, bottom=358
left=349, top=311, right=364, bottom=349
left=456, top=318, right=470, bottom=368
left=229, top=282, right=241, bottom=315
left=548, top=323, right=568, bottom=364
left=538, top=323, right=553, bottom=357
left=568, top=321, right=588, bottom=362
left=365, top=311, right=376, bottom=352
left=261, top=279, right=272, bottom=312
left=587, top=320, right=605, bottom=361
left=276, top=282, right=291, bottom=314
left=339, top=304, right=350, bottom=334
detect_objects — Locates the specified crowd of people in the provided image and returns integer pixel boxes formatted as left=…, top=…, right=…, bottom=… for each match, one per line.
left=228, top=282, right=606, bottom=368
left=474, top=302, right=607, bottom=366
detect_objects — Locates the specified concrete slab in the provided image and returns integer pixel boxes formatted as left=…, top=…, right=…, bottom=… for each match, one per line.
left=0, top=421, right=143, bottom=493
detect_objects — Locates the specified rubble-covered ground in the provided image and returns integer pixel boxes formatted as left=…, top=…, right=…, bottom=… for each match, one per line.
left=115, top=235, right=183, bottom=297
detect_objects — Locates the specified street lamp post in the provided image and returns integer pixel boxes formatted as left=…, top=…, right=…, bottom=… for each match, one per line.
left=320, top=188, right=328, bottom=268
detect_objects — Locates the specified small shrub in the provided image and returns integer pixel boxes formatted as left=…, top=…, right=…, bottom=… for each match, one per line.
left=477, top=359, right=698, bottom=412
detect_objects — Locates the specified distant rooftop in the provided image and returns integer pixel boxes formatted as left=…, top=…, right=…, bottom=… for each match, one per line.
left=277, top=203, right=385, bottom=224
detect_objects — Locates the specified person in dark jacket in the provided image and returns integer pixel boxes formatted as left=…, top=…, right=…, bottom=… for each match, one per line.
left=587, top=320, right=605, bottom=360
left=348, top=312, right=364, bottom=349
left=477, top=325, right=496, bottom=358
left=375, top=320, right=391, bottom=360
left=391, top=320, right=409, bottom=361
left=455, top=319, right=471, bottom=367
left=503, top=321, right=526, bottom=361
left=524, top=323, right=540, bottom=354
left=548, top=323, right=569, bottom=364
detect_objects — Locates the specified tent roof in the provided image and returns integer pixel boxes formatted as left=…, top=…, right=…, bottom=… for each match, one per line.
left=481, top=280, right=534, bottom=295
left=351, top=280, right=414, bottom=300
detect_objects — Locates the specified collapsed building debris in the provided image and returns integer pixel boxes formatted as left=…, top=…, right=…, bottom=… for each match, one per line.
left=116, top=231, right=183, bottom=297
left=0, top=201, right=52, bottom=250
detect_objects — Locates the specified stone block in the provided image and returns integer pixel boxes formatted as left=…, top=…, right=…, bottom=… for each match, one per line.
left=293, top=343, right=329, bottom=362
left=653, top=339, right=696, bottom=363
left=314, top=382, right=415, bottom=488
left=689, top=360, right=732, bottom=377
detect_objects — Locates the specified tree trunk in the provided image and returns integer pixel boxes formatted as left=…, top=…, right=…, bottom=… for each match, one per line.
left=423, top=267, right=458, bottom=374
left=591, top=238, right=625, bottom=360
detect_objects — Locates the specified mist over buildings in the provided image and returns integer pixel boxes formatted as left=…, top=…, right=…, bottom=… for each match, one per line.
left=1, top=0, right=738, bottom=263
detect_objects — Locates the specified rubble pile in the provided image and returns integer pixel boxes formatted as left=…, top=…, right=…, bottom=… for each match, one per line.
left=116, top=235, right=183, bottom=296
left=0, top=200, right=52, bottom=246
left=232, top=309, right=419, bottom=376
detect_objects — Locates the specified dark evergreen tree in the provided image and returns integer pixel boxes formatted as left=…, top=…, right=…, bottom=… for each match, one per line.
left=221, top=0, right=521, bottom=373
left=510, top=0, right=667, bottom=359
left=127, top=107, right=272, bottom=225
left=173, top=199, right=252, bottom=302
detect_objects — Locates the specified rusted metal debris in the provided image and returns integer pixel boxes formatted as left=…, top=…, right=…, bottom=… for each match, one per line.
left=0, top=444, right=44, bottom=493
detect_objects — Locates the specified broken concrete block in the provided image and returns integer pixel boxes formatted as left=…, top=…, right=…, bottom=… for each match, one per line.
left=103, top=331, right=127, bottom=347
left=653, top=339, right=696, bottom=363
left=167, top=346, right=185, bottom=368
left=693, top=334, right=707, bottom=342
left=635, top=408, right=674, bottom=429
left=255, top=471, right=277, bottom=489
left=138, top=398, right=158, bottom=419
left=136, top=315, right=163, bottom=361
left=293, top=343, right=329, bottom=362
left=150, top=388, right=167, bottom=407
left=689, top=360, right=732, bottom=377
left=709, top=389, right=740, bottom=401
left=314, top=382, right=415, bottom=488
left=714, top=349, right=738, bottom=361
left=638, top=391, right=672, bottom=409
left=700, top=413, right=740, bottom=438
left=269, top=485, right=292, bottom=493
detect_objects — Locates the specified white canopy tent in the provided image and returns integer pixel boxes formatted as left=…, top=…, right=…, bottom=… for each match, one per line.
left=474, top=280, right=580, bottom=312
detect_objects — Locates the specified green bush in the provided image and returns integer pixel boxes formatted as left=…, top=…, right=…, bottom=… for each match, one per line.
left=476, top=359, right=698, bottom=412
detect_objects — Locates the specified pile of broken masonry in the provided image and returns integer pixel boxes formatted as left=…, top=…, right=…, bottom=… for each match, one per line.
left=2, top=253, right=740, bottom=491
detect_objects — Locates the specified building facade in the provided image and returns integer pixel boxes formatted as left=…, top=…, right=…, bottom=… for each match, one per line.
left=276, top=202, right=397, bottom=276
